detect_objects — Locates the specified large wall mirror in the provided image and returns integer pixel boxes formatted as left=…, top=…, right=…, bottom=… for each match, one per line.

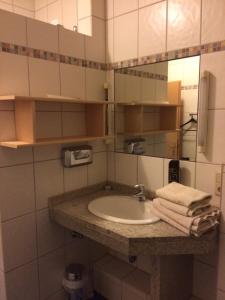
left=114, top=56, right=200, bottom=162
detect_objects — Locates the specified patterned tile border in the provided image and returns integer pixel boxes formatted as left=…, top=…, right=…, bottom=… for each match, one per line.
left=181, top=84, right=199, bottom=90
left=0, top=42, right=106, bottom=71
left=115, top=68, right=168, bottom=81
left=109, top=40, right=225, bottom=70
left=0, top=39, right=225, bottom=72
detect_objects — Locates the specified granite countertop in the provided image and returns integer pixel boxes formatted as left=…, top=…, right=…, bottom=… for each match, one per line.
left=49, top=183, right=217, bottom=256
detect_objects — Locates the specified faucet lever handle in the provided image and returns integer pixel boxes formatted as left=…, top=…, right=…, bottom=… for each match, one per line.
left=134, top=184, right=145, bottom=192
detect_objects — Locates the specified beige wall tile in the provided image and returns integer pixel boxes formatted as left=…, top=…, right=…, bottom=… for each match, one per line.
left=139, top=0, right=162, bottom=7
left=0, top=147, right=33, bottom=167
left=34, top=159, right=64, bottom=210
left=36, top=112, right=62, bottom=139
left=107, top=151, right=115, bottom=182
left=106, top=0, right=113, bottom=19
left=47, top=0, right=62, bottom=25
left=139, top=1, right=166, bottom=57
left=61, top=0, right=78, bottom=31
left=37, top=208, right=65, bottom=256
left=138, top=156, right=164, bottom=193
left=35, top=6, right=48, bottom=22
left=197, top=110, right=225, bottom=164
left=114, top=11, right=138, bottom=61
left=0, top=111, right=15, bottom=142
left=77, top=0, right=92, bottom=19
left=86, top=68, right=106, bottom=101
left=27, top=18, right=59, bottom=52
left=64, top=165, right=88, bottom=192
left=38, top=248, right=65, bottom=300
left=62, top=111, right=86, bottom=136
left=5, top=261, right=39, bottom=300
left=202, top=0, right=225, bottom=44
left=33, top=144, right=61, bottom=162
left=29, top=58, right=60, bottom=97
left=0, top=164, right=35, bottom=221
left=85, top=17, right=106, bottom=63
left=114, top=0, right=138, bottom=16
left=1, top=214, right=37, bottom=271
left=47, top=290, right=67, bottom=300
left=0, top=53, right=29, bottom=96
left=167, top=0, right=201, bottom=51
left=60, top=64, right=85, bottom=99
left=115, top=153, right=138, bottom=186
left=196, top=162, right=221, bottom=207
left=78, top=16, right=92, bottom=36
left=14, top=0, right=35, bottom=11
left=92, top=0, right=105, bottom=19
left=59, top=26, right=85, bottom=58
left=35, top=0, right=47, bottom=10
left=88, top=152, right=107, bottom=185
left=13, top=6, right=35, bottom=18
left=0, top=1, right=13, bottom=12
left=201, top=52, right=225, bottom=110
left=0, top=9, right=27, bottom=45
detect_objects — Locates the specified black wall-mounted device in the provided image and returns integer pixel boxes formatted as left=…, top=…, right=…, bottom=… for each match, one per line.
left=168, top=160, right=180, bottom=183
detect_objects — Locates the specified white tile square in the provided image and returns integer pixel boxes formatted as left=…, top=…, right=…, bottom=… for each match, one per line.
left=27, top=18, right=59, bottom=53
left=1, top=214, right=37, bottom=271
left=77, top=0, right=92, bottom=19
left=202, top=0, right=225, bottom=44
left=139, top=0, right=161, bottom=8
left=64, top=165, right=88, bottom=192
left=88, top=152, right=107, bottom=185
left=38, top=248, right=65, bottom=300
left=201, top=52, right=225, bottom=109
left=5, top=261, right=39, bottom=300
left=62, top=111, right=86, bottom=136
left=196, top=162, right=222, bottom=208
left=34, top=159, right=64, bottom=210
left=59, top=26, right=85, bottom=58
left=0, top=164, right=35, bottom=221
left=86, top=68, right=106, bottom=101
left=138, top=156, right=164, bottom=193
left=37, top=208, right=65, bottom=256
left=114, top=11, right=138, bottom=62
left=106, top=19, right=114, bottom=63
left=61, top=0, right=78, bottom=31
left=197, top=110, right=225, bottom=164
left=0, top=147, right=33, bottom=167
left=0, top=52, right=29, bottom=96
left=114, top=0, right=138, bottom=16
left=29, top=58, right=60, bottom=97
left=139, top=2, right=166, bottom=57
left=13, top=0, right=35, bottom=11
left=85, top=17, right=106, bottom=63
left=36, top=112, right=62, bottom=139
left=78, top=16, right=92, bottom=36
left=35, top=6, right=47, bottom=22
left=0, top=111, right=15, bottom=142
left=60, top=64, right=85, bottom=99
left=106, top=0, right=113, bottom=19
left=33, top=144, right=61, bottom=162
left=47, top=0, right=62, bottom=25
left=115, top=153, right=138, bottom=186
left=0, top=2, right=12, bottom=12
left=167, top=0, right=201, bottom=51
left=0, top=9, right=27, bottom=45
left=92, top=0, right=105, bottom=19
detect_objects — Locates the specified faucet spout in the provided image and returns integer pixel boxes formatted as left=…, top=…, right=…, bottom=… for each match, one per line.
left=134, top=184, right=146, bottom=201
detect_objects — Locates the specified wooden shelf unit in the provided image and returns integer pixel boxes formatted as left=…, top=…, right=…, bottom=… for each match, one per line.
left=115, top=81, right=182, bottom=136
left=0, top=95, right=114, bottom=148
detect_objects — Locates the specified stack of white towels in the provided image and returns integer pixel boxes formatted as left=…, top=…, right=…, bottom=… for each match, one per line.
left=151, top=182, right=220, bottom=237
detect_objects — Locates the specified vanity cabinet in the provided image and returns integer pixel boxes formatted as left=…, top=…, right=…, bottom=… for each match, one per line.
left=0, top=95, right=113, bottom=148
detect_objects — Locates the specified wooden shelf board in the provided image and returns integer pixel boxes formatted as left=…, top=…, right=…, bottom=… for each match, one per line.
left=116, top=101, right=181, bottom=107
left=117, top=129, right=180, bottom=136
left=0, top=136, right=114, bottom=149
left=0, top=95, right=114, bottom=105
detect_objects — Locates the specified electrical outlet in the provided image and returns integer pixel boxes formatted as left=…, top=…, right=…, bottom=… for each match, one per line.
left=215, top=173, right=222, bottom=196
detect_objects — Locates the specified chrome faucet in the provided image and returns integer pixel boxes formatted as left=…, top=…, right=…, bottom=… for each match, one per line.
left=134, top=184, right=146, bottom=201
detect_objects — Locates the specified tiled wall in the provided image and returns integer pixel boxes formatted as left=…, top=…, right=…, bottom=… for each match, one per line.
left=0, top=0, right=35, bottom=18
left=106, top=1, right=225, bottom=299
left=0, top=5, right=108, bottom=300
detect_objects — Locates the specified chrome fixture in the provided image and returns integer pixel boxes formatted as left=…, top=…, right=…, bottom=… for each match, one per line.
left=133, top=184, right=146, bottom=202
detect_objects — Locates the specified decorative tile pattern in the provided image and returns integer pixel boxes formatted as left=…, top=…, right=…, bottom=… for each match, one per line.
left=115, top=68, right=168, bottom=81
left=0, top=39, right=225, bottom=72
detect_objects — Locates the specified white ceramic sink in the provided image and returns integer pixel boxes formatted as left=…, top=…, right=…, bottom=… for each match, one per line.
left=88, top=195, right=160, bottom=225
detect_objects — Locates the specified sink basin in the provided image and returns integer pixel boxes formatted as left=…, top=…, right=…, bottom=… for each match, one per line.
left=88, top=195, right=160, bottom=225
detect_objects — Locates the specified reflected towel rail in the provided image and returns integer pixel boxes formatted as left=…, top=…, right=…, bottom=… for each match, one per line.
left=198, top=71, right=210, bottom=153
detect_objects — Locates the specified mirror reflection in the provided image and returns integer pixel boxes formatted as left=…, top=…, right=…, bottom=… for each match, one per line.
left=115, top=56, right=200, bottom=162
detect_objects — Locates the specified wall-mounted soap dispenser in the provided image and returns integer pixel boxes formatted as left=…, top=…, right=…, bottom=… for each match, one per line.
left=62, top=145, right=93, bottom=168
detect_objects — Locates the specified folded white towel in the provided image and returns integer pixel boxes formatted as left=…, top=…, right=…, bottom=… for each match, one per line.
left=156, top=182, right=211, bottom=207
left=152, top=198, right=220, bottom=237
left=158, top=197, right=211, bottom=217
